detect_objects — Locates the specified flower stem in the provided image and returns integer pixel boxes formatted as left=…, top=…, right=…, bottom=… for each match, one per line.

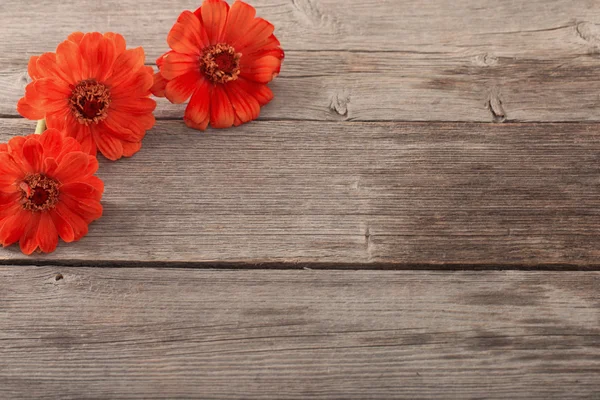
left=34, top=119, right=46, bottom=135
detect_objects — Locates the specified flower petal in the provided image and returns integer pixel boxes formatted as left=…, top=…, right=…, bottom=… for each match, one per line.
left=22, top=138, right=44, bottom=172
left=160, top=52, right=199, bottom=80
left=79, top=32, right=117, bottom=81
left=19, top=212, right=41, bottom=255
left=237, top=77, right=273, bottom=106
left=224, top=80, right=261, bottom=124
left=151, top=72, right=169, bottom=97
left=240, top=55, right=281, bottom=83
left=209, top=85, right=235, bottom=129
left=17, top=97, right=45, bottom=120
left=104, top=32, right=127, bottom=54
left=122, top=141, right=143, bottom=158
left=167, top=11, right=208, bottom=54
left=200, top=0, right=230, bottom=45
left=184, top=79, right=211, bottom=129
left=38, top=128, right=64, bottom=159
left=49, top=209, right=75, bottom=243
left=54, top=202, right=89, bottom=241
left=231, top=18, right=274, bottom=53
left=36, top=212, right=58, bottom=253
left=55, top=39, right=85, bottom=83
left=53, top=152, right=89, bottom=183
left=61, top=182, right=102, bottom=201
left=92, top=129, right=124, bottom=161
left=106, top=47, right=145, bottom=87
left=0, top=209, right=29, bottom=247
left=27, top=55, right=41, bottom=80
left=223, top=1, right=256, bottom=45
left=165, top=70, right=203, bottom=104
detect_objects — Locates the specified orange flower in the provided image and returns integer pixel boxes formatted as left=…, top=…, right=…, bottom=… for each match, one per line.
left=18, top=32, right=156, bottom=161
left=152, top=0, right=284, bottom=130
left=0, top=129, right=104, bottom=255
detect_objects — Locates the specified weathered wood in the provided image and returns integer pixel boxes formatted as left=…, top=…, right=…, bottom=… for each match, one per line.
left=1, top=0, right=599, bottom=63
left=0, top=267, right=598, bottom=399
left=2, top=52, right=600, bottom=122
left=1, top=118, right=599, bottom=266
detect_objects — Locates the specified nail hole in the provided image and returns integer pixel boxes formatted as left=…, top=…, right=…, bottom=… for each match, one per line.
left=55, top=273, right=63, bottom=281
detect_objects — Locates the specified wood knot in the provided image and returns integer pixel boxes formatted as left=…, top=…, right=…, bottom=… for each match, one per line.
left=328, top=90, right=351, bottom=117
left=487, top=88, right=506, bottom=123
left=472, top=53, right=498, bottom=67
left=576, top=22, right=600, bottom=49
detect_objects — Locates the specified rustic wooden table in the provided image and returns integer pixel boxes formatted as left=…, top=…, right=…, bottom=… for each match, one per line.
left=1, top=0, right=599, bottom=398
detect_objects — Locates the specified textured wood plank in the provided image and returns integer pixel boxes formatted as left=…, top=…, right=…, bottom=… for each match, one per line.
left=2, top=52, right=600, bottom=122
left=0, top=267, right=598, bottom=399
left=1, top=0, right=599, bottom=62
left=0, top=118, right=599, bottom=266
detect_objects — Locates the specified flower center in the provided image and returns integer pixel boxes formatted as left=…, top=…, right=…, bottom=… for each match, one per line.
left=69, top=80, right=111, bottom=125
left=200, top=44, right=241, bottom=84
left=19, top=174, right=60, bottom=212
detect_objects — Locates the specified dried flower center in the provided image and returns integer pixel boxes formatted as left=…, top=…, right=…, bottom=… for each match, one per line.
left=19, top=174, right=60, bottom=212
left=69, top=80, right=111, bottom=125
left=200, top=44, right=241, bottom=84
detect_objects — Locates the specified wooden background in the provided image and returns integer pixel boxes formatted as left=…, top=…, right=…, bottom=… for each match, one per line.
left=0, top=0, right=599, bottom=398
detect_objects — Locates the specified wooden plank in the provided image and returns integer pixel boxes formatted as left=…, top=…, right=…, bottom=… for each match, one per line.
left=1, top=0, right=599, bottom=63
left=1, top=118, right=599, bottom=266
left=0, top=267, right=598, bottom=399
left=2, top=52, right=600, bottom=122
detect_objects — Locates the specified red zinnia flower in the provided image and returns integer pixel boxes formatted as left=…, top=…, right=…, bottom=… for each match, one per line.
left=152, top=0, right=284, bottom=130
left=0, top=129, right=104, bottom=255
left=18, top=32, right=156, bottom=160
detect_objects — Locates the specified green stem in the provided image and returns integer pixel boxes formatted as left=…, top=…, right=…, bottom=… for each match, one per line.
left=34, top=119, right=46, bottom=135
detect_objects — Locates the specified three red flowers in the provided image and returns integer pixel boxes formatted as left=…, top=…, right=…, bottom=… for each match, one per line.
left=2, top=0, right=283, bottom=255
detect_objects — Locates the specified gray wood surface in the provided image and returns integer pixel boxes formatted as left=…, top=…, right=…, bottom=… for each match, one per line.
left=2, top=0, right=600, bottom=122
left=1, top=267, right=598, bottom=399
left=1, top=0, right=599, bottom=398
left=1, top=118, right=599, bottom=266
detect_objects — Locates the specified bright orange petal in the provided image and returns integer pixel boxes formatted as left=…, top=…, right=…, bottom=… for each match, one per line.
left=92, top=129, right=124, bottom=161
left=27, top=55, right=41, bottom=80
left=49, top=209, right=75, bottom=243
left=0, top=210, right=29, bottom=246
left=55, top=39, right=85, bottom=83
left=79, top=32, right=116, bottom=81
left=231, top=18, right=274, bottom=52
left=237, top=77, right=274, bottom=106
left=36, top=212, right=58, bottom=253
left=160, top=52, right=199, bottom=80
left=17, top=97, right=45, bottom=120
left=106, top=47, right=145, bottom=87
left=54, top=202, right=89, bottom=241
left=122, top=141, right=143, bottom=158
left=19, top=212, right=41, bottom=255
left=240, top=55, right=281, bottom=83
left=223, top=1, right=256, bottom=45
left=151, top=72, right=169, bottom=97
left=225, top=80, right=261, bottom=124
left=167, top=11, right=208, bottom=54
left=36, top=52, right=72, bottom=84
left=209, top=85, right=235, bottom=128
left=67, top=32, right=85, bottom=44
left=165, top=70, right=203, bottom=104
left=200, top=0, right=230, bottom=45
left=184, top=79, right=211, bottom=129
left=104, top=32, right=127, bottom=54
left=22, top=138, right=44, bottom=172
left=53, top=152, right=89, bottom=183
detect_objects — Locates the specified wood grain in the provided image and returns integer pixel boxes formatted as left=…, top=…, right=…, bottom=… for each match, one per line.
left=2, top=52, right=600, bottom=122
left=1, top=0, right=600, bottom=62
left=1, top=267, right=598, bottom=399
left=0, top=118, right=599, bottom=266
